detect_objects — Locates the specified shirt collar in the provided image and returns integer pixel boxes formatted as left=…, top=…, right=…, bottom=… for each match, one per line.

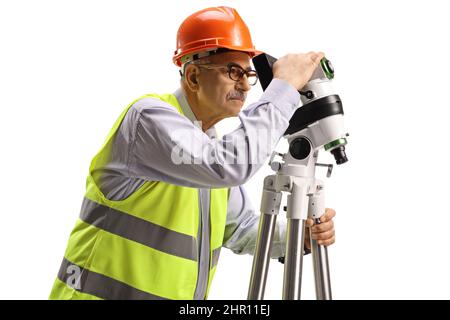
left=173, top=88, right=217, bottom=139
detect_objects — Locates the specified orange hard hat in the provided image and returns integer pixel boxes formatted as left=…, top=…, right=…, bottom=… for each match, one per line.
left=173, top=6, right=262, bottom=67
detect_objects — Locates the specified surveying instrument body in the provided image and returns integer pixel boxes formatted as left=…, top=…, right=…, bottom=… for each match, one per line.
left=248, top=54, right=349, bottom=300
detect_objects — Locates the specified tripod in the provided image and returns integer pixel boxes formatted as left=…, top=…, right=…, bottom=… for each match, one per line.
left=248, top=54, right=349, bottom=300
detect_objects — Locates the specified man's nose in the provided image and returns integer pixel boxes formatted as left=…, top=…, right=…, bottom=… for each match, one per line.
left=236, top=76, right=251, bottom=92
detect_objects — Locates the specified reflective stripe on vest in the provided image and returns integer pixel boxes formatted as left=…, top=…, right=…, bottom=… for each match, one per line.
left=49, top=93, right=228, bottom=300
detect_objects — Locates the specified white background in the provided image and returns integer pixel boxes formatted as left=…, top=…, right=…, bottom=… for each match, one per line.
left=1, top=0, right=449, bottom=300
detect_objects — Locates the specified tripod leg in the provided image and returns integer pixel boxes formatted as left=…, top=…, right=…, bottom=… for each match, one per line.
left=283, top=218, right=306, bottom=299
left=248, top=177, right=282, bottom=300
left=282, top=182, right=309, bottom=300
left=309, top=188, right=332, bottom=300
left=311, top=228, right=332, bottom=299
left=248, top=213, right=278, bottom=300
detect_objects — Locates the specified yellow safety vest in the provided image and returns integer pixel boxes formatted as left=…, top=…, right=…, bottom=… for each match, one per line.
left=49, top=94, right=228, bottom=300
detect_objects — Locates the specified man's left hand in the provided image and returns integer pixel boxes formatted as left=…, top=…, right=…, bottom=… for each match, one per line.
left=305, top=208, right=336, bottom=250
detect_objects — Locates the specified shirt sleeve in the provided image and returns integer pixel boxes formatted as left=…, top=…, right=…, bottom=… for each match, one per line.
left=223, top=185, right=286, bottom=259
left=125, top=79, right=300, bottom=188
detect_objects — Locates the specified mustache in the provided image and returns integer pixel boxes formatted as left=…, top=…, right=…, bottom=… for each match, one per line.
left=226, top=90, right=247, bottom=101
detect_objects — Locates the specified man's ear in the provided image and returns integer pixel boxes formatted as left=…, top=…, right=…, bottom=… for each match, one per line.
left=185, top=65, right=200, bottom=91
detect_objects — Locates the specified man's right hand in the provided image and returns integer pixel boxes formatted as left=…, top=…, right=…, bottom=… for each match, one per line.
left=273, top=52, right=325, bottom=91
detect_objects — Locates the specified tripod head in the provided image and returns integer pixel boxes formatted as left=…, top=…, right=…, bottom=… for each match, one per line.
left=253, top=54, right=349, bottom=169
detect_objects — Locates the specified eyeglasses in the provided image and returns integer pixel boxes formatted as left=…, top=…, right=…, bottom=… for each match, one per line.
left=194, top=62, right=259, bottom=86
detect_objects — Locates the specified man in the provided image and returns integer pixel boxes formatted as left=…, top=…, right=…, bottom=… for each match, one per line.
left=50, top=6, right=336, bottom=300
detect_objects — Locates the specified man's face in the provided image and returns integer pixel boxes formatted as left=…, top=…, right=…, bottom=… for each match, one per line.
left=195, top=51, right=253, bottom=118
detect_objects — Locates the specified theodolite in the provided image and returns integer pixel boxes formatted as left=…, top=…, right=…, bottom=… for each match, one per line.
left=248, top=54, right=349, bottom=300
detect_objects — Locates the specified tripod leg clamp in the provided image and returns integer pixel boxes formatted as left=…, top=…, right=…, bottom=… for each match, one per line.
left=260, top=190, right=282, bottom=215
left=286, top=183, right=309, bottom=220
